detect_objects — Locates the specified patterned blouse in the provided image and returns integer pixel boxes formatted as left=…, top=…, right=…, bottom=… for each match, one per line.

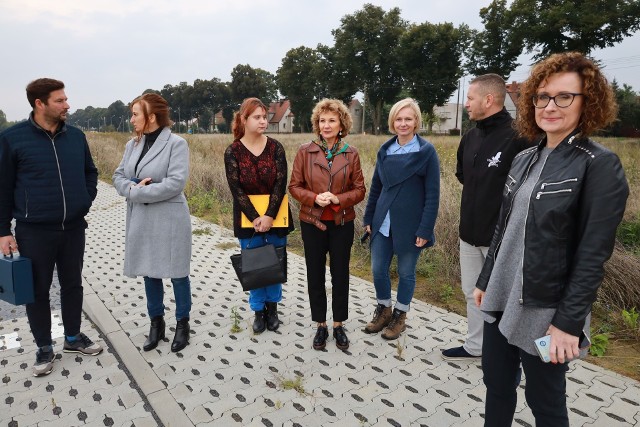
left=224, top=137, right=290, bottom=239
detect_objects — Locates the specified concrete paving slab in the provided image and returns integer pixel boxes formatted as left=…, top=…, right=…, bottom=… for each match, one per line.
left=4, top=181, right=635, bottom=427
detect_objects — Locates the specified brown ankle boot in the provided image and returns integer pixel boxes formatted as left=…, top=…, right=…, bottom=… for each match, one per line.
left=364, top=304, right=392, bottom=333
left=381, top=308, right=406, bottom=340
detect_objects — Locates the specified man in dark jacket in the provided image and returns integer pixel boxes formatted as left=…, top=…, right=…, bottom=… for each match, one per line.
left=0, top=78, right=102, bottom=377
left=442, top=74, right=531, bottom=359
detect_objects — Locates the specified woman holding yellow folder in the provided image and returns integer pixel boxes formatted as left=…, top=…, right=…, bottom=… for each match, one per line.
left=224, top=97, right=293, bottom=334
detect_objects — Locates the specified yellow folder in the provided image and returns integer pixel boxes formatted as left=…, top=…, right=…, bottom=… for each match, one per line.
left=240, top=194, right=289, bottom=228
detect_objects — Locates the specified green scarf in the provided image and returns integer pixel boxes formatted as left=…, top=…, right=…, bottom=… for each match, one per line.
left=316, top=136, right=349, bottom=162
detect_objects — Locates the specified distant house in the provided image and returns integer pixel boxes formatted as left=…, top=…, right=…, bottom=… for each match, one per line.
left=505, top=81, right=521, bottom=117
left=267, top=100, right=294, bottom=133
left=432, top=103, right=464, bottom=134
left=349, top=99, right=364, bottom=134
left=213, top=111, right=225, bottom=133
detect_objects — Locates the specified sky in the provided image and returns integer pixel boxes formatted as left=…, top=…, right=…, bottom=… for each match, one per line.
left=1, top=0, right=640, bottom=121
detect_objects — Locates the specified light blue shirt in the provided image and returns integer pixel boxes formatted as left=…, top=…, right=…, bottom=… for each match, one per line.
left=379, top=135, right=420, bottom=237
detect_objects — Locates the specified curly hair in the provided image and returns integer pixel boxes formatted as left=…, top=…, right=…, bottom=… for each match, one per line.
left=311, top=99, right=353, bottom=137
left=515, top=52, right=617, bottom=141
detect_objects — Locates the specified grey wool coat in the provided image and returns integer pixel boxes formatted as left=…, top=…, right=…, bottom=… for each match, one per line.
left=113, top=127, right=191, bottom=278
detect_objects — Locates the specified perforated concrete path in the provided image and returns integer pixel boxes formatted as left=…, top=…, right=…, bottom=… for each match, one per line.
left=2, top=181, right=640, bottom=426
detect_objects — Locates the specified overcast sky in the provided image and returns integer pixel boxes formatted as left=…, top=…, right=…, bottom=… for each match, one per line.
left=1, top=0, right=639, bottom=121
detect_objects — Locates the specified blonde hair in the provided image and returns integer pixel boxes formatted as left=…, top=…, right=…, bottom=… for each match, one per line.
left=388, top=98, right=422, bottom=134
left=310, top=99, right=353, bottom=137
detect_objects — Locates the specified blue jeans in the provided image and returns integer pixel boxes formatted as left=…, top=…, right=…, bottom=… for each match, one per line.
left=144, top=276, right=191, bottom=320
left=239, top=233, right=286, bottom=312
left=370, top=232, right=421, bottom=312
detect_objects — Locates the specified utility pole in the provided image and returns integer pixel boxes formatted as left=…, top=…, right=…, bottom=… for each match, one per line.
left=455, top=78, right=461, bottom=130
left=362, top=85, right=366, bottom=134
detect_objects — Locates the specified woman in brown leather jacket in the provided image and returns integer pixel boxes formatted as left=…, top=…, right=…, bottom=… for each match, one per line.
left=289, top=98, right=366, bottom=351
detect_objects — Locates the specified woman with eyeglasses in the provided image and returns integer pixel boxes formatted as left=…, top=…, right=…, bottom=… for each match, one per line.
left=473, top=52, right=628, bottom=426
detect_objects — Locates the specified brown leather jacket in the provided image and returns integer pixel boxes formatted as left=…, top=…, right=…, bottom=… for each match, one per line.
left=289, top=141, right=366, bottom=230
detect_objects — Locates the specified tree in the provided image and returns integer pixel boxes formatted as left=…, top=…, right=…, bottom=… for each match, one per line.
left=277, top=46, right=326, bottom=132
left=106, top=101, right=129, bottom=132
left=332, top=4, right=406, bottom=134
left=465, top=0, right=522, bottom=79
left=314, top=44, right=359, bottom=105
left=230, top=64, right=276, bottom=105
left=255, top=69, right=279, bottom=104
left=510, top=0, right=640, bottom=60
left=0, top=110, right=8, bottom=131
left=609, top=81, right=640, bottom=137
left=399, top=22, right=470, bottom=118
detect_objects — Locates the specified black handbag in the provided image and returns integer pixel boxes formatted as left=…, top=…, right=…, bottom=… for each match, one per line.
left=230, top=237, right=287, bottom=291
left=0, top=253, right=35, bottom=305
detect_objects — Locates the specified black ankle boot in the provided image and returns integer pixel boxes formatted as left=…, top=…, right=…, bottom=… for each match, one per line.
left=265, top=302, right=280, bottom=331
left=253, top=310, right=266, bottom=334
left=171, top=318, right=190, bottom=352
left=143, top=316, right=165, bottom=352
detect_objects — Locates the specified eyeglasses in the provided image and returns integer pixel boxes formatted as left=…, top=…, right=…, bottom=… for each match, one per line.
left=532, top=93, right=584, bottom=109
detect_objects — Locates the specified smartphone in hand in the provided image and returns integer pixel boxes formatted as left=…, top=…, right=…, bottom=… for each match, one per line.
left=534, top=331, right=591, bottom=363
left=360, top=231, right=370, bottom=244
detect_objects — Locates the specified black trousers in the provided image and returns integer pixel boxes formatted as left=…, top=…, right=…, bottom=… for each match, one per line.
left=482, top=314, right=569, bottom=427
left=16, top=223, right=86, bottom=348
left=300, top=220, right=354, bottom=323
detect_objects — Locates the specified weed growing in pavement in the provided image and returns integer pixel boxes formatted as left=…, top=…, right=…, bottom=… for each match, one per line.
left=192, top=227, right=212, bottom=236
left=215, top=242, right=238, bottom=250
left=395, top=336, right=406, bottom=360
left=230, top=307, right=242, bottom=334
left=274, top=373, right=309, bottom=396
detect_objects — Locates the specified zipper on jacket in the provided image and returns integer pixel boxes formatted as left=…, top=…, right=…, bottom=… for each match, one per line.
left=535, top=189, right=572, bottom=199
left=494, top=153, right=539, bottom=260
left=341, top=162, right=347, bottom=225
left=540, top=178, right=577, bottom=189
left=24, top=190, right=29, bottom=218
left=43, top=130, right=67, bottom=229
left=518, top=152, right=551, bottom=305
left=504, top=175, right=516, bottom=194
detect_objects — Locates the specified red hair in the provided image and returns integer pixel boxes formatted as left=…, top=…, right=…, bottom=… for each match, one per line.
left=232, top=98, right=268, bottom=140
left=130, top=93, right=173, bottom=141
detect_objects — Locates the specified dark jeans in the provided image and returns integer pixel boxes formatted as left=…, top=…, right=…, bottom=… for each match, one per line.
left=300, top=220, right=354, bottom=323
left=16, top=223, right=86, bottom=348
left=482, top=314, right=569, bottom=427
left=143, top=276, right=192, bottom=320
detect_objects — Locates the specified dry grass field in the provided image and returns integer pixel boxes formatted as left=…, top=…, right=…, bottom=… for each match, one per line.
left=89, top=131, right=640, bottom=379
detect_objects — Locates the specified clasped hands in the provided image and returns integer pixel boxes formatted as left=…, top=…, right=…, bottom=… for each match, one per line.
left=253, top=215, right=274, bottom=233
left=315, top=192, right=339, bottom=207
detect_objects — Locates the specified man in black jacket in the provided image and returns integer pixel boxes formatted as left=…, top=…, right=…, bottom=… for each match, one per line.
left=0, top=78, right=102, bottom=377
left=442, top=74, right=531, bottom=359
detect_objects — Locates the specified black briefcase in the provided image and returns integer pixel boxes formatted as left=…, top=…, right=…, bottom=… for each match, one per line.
left=0, top=254, right=35, bottom=305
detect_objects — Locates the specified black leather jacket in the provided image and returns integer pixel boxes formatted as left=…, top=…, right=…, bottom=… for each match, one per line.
left=476, top=131, right=628, bottom=336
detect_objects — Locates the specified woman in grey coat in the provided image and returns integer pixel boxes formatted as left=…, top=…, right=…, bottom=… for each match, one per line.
left=113, top=93, right=192, bottom=353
